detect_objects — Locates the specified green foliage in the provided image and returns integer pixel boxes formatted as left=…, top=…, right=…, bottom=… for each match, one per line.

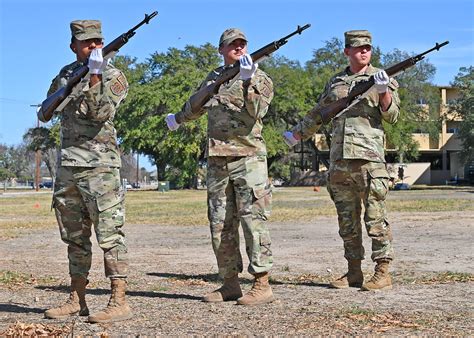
left=0, top=167, right=13, bottom=181
left=261, top=56, right=315, bottom=180
left=114, top=44, right=220, bottom=187
left=381, top=48, right=439, bottom=162
left=450, top=66, right=474, bottom=162
left=306, top=37, right=346, bottom=100
left=0, top=143, right=32, bottom=180
left=23, top=125, right=59, bottom=152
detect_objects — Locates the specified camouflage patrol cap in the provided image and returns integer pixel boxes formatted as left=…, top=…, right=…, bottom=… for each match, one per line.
left=219, top=28, right=247, bottom=47
left=70, top=20, right=103, bottom=41
left=344, top=30, right=372, bottom=47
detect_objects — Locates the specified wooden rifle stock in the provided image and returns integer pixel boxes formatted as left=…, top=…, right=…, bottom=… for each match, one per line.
left=315, top=41, right=449, bottom=124
left=38, top=11, right=158, bottom=122
left=188, top=24, right=311, bottom=114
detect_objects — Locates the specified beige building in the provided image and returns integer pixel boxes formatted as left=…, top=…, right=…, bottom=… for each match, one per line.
left=304, top=86, right=466, bottom=185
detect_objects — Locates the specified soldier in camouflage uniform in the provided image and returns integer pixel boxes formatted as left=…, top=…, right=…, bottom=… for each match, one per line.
left=166, top=28, right=275, bottom=305
left=284, top=30, right=400, bottom=291
left=40, top=20, right=132, bottom=322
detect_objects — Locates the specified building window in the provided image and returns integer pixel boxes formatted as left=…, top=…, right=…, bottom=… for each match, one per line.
left=446, top=121, right=461, bottom=134
left=417, top=154, right=443, bottom=170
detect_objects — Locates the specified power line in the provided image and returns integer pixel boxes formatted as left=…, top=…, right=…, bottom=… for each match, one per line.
left=0, top=97, right=37, bottom=105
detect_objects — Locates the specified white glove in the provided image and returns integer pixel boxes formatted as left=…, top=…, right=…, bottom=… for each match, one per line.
left=165, top=113, right=180, bottom=131
left=88, top=48, right=106, bottom=75
left=239, top=54, right=258, bottom=80
left=283, top=131, right=298, bottom=147
left=373, top=70, right=390, bottom=94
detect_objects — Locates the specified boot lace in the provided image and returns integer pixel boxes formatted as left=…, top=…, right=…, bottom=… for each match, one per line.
left=246, top=280, right=264, bottom=297
left=369, top=266, right=384, bottom=283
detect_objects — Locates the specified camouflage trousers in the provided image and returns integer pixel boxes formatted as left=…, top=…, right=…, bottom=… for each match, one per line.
left=327, top=159, right=394, bottom=262
left=207, top=156, right=273, bottom=278
left=53, top=166, right=128, bottom=279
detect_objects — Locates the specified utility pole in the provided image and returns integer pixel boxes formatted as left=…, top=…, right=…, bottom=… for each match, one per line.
left=136, top=152, right=139, bottom=184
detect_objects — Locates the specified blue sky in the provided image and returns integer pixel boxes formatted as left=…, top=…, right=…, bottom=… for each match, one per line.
left=1, top=0, right=473, bottom=168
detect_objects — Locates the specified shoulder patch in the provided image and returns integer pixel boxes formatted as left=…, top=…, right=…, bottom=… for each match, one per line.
left=110, top=73, right=127, bottom=97
left=261, top=78, right=273, bottom=99
left=256, top=72, right=273, bottom=99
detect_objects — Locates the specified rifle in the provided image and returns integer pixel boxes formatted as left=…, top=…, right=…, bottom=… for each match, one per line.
left=311, top=41, right=449, bottom=124
left=38, top=11, right=158, bottom=123
left=188, top=24, right=311, bottom=114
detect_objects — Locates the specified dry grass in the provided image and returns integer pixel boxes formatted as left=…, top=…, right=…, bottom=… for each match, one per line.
left=0, top=187, right=472, bottom=236
left=395, top=271, right=474, bottom=285
left=0, top=270, right=58, bottom=288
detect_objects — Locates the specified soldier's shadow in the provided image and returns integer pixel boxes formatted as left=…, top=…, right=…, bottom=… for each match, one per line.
left=0, top=303, right=44, bottom=314
left=148, top=272, right=329, bottom=288
left=35, top=284, right=202, bottom=301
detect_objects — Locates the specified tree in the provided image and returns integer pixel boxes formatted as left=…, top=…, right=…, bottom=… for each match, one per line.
left=260, top=56, right=313, bottom=179
left=450, top=66, right=474, bottom=162
left=0, top=143, right=34, bottom=181
left=120, top=152, right=138, bottom=184
left=0, top=144, right=14, bottom=189
left=381, top=48, right=440, bottom=162
left=114, top=44, right=220, bottom=188
left=23, top=124, right=59, bottom=180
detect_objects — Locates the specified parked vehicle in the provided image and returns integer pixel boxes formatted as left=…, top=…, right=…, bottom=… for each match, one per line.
left=39, top=181, right=54, bottom=189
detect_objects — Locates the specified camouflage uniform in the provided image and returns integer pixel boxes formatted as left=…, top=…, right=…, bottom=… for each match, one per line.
left=293, top=32, right=400, bottom=262
left=176, top=62, right=274, bottom=278
left=48, top=46, right=129, bottom=279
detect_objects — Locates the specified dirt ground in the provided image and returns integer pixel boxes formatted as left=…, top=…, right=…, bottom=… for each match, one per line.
left=1, top=188, right=473, bottom=336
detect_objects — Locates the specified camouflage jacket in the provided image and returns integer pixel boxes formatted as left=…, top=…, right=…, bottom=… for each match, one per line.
left=295, top=64, right=400, bottom=163
left=47, top=61, right=128, bottom=167
left=175, top=67, right=274, bottom=157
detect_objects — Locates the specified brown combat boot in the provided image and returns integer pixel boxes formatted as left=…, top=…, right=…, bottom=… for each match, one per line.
left=44, top=276, right=89, bottom=319
left=236, top=272, right=274, bottom=305
left=361, top=259, right=392, bottom=291
left=329, top=259, right=363, bottom=289
left=202, top=274, right=242, bottom=302
left=88, top=278, right=132, bottom=323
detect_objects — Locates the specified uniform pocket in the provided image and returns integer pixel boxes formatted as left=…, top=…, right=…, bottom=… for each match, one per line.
left=368, top=168, right=389, bottom=201
left=252, top=184, right=272, bottom=220
left=96, top=189, right=124, bottom=212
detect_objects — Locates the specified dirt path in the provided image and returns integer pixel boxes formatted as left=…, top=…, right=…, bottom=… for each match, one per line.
left=1, top=193, right=473, bottom=335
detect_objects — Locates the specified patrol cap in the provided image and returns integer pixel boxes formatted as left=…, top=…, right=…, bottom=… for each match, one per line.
left=70, top=20, right=103, bottom=41
left=344, top=30, right=372, bottom=48
left=219, top=28, right=247, bottom=47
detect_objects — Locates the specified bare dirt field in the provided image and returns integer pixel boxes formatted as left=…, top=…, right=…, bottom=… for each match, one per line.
left=1, top=187, right=473, bottom=336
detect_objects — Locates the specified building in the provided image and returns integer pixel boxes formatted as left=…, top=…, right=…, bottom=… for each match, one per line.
left=295, top=86, right=467, bottom=185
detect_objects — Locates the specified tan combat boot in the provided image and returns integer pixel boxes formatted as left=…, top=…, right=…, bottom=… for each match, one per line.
left=202, top=274, right=242, bottom=302
left=361, top=259, right=392, bottom=291
left=88, top=278, right=132, bottom=323
left=329, top=259, right=363, bottom=289
left=44, top=276, right=89, bottom=319
left=236, top=272, right=274, bottom=305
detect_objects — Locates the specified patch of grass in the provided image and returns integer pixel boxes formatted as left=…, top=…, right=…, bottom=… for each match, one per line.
left=273, top=273, right=330, bottom=285
left=0, top=270, right=58, bottom=288
left=343, top=305, right=377, bottom=317
left=0, top=187, right=472, bottom=232
left=395, top=271, right=473, bottom=285
left=0, top=270, right=32, bottom=286
left=387, top=199, right=473, bottom=212
left=420, top=271, right=474, bottom=284
left=151, top=285, right=170, bottom=292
